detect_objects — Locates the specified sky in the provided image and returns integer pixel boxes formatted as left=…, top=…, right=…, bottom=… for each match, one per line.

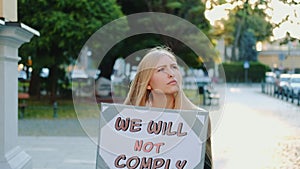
left=204, top=0, right=300, bottom=40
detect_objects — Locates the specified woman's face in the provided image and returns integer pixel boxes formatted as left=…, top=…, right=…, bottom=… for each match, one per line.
left=148, top=55, right=181, bottom=95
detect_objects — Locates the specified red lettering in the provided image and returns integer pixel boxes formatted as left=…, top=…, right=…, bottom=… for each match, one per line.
left=176, top=160, right=187, bottom=169
left=177, top=123, right=187, bottom=137
left=154, top=142, right=165, bottom=153
left=115, top=117, right=142, bottom=132
left=143, top=142, right=154, bottom=152
left=130, top=119, right=142, bottom=132
left=147, top=121, right=187, bottom=136
left=152, top=158, right=165, bottom=169
left=147, top=120, right=162, bottom=134
left=134, top=140, right=165, bottom=154
left=115, top=117, right=130, bottom=131
left=127, top=156, right=140, bottom=169
left=164, top=159, right=171, bottom=169
left=166, top=122, right=176, bottom=136
left=134, top=140, right=143, bottom=151
left=140, top=157, right=153, bottom=168
left=161, top=122, right=167, bottom=135
left=114, top=154, right=126, bottom=168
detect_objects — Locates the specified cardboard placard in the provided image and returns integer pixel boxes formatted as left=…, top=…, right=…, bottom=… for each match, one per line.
left=96, top=103, right=208, bottom=169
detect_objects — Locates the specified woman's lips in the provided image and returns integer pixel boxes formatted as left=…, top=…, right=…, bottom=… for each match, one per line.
left=167, top=80, right=177, bottom=85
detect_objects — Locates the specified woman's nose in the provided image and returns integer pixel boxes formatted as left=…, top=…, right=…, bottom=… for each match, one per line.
left=167, top=73, right=174, bottom=78
left=166, top=69, right=174, bottom=77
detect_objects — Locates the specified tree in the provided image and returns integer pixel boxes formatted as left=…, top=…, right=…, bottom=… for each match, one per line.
left=206, top=0, right=274, bottom=61
left=18, top=0, right=124, bottom=101
left=240, top=30, right=257, bottom=61
left=116, top=0, right=215, bottom=69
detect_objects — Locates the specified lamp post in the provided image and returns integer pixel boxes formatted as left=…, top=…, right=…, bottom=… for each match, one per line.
left=244, top=61, right=250, bottom=84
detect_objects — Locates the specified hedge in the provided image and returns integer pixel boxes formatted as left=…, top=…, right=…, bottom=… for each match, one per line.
left=219, top=62, right=270, bottom=83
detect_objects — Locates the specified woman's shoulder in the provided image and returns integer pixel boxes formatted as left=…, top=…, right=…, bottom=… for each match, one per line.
left=187, top=101, right=207, bottom=112
left=183, top=104, right=208, bottom=112
left=195, top=106, right=207, bottom=112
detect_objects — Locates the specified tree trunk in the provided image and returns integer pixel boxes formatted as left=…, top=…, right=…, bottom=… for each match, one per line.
left=49, top=65, right=58, bottom=103
left=232, top=21, right=242, bottom=61
left=29, top=69, right=41, bottom=98
left=231, top=45, right=236, bottom=61
left=224, top=45, right=229, bottom=61
left=144, top=0, right=153, bottom=11
left=99, top=56, right=117, bottom=80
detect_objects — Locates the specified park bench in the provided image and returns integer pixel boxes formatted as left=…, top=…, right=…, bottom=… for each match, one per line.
left=206, top=88, right=220, bottom=105
left=18, top=93, right=29, bottom=118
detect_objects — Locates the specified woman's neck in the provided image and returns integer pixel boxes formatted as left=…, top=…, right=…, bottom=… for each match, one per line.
left=150, top=93, right=175, bottom=109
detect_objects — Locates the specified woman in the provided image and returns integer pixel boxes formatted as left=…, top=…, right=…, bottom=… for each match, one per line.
left=124, top=46, right=213, bottom=169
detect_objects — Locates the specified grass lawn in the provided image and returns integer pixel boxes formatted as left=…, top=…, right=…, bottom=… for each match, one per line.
left=19, top=98, right=78, bottom=119
left=19, top=86, right=203, bottom=119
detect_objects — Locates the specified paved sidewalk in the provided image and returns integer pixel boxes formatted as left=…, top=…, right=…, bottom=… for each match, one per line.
left=19, top=136, right=96, bottom=169
left=18, top=84, right=300, bottom=169
left=19, top=119, right=86, bottom=136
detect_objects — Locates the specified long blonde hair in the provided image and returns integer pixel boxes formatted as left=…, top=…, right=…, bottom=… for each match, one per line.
left=123, top=46, right=213, bottom=168
left=124, top=47, right=197, bottom=109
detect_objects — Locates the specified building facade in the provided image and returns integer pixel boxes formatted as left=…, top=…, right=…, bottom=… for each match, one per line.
left=257, top=40, right=300, bottom=73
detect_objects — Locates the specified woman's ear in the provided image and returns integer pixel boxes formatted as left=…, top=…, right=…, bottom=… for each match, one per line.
left=147, top=85, right=152, bottom=90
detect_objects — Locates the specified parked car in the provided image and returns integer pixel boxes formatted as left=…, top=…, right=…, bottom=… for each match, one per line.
left=287, top=74, right=300, bottom=102
left=265, top=72, right=276, bottom=83
left=276, top=74, right=291, bottom=98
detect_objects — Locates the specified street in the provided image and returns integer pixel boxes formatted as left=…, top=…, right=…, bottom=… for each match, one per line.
left=213, top=84, right=300, bottom=169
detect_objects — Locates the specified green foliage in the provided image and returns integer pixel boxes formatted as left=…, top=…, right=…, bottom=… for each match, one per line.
left=239, top=31, right=257, bottom=61
left=166, top=2, right=182, bottom=9
left=18, top=0, right=215, bottom=99
left=117, top=0, right=213, bottom=69
left=19, top=0, right=123, bottom=68
left=243, top=6, right=273, bottom=42
left=18, top=0, right=124, bottom=98
left=221, top=62, right=244, bottom=82
left=209, top=0, right=274, bottom=61
left=248, top=62, right=271, bottom=82
left=175, top=0, right=211, bottom=34
left=220, top=62, right=270, bottom=82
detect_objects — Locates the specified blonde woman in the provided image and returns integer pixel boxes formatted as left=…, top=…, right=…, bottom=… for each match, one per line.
left=124, top=47, right=213, bottom=169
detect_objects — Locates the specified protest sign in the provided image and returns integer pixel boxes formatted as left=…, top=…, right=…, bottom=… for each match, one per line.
left=96, top=103, right=208, bottom=169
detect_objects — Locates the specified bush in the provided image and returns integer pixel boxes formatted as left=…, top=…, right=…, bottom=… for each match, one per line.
left=219, top=62, right=270, bottom=83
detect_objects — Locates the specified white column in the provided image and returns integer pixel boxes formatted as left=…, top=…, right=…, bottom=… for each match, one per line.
left=0, top=21, right=39, bottom=169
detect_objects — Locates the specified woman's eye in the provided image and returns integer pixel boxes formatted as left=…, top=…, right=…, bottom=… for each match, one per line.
left=157, top=68, right=164, bottom=72
left=172, top=65, right=178, bottom=69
